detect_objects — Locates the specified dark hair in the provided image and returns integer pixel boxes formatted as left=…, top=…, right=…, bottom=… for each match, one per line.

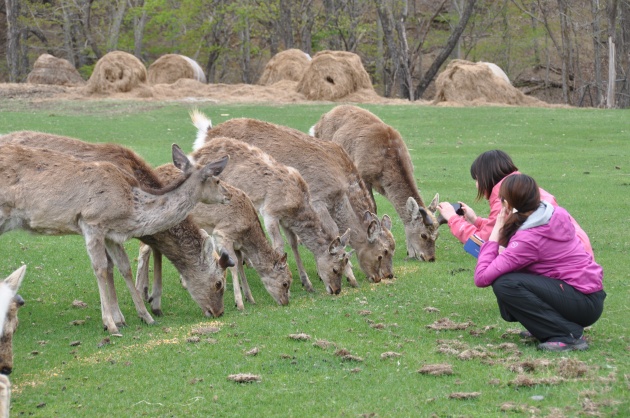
left=498, top=174, right=541, bottom=246
left=470, top=150, right=518, bottom=200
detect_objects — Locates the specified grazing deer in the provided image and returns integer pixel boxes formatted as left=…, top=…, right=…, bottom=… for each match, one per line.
left=192, top=112, right=396, bottom=283
left=0, top=131, right=234, bottom=321
left=311, top=105, right=440, bottom=261
left=188, top=120, right=352, bottom=294
left=140, top=166, right=293, bottom=309
left=0, top=265, right=27, bottom=418
left=0, top=142, right=229, bottom=334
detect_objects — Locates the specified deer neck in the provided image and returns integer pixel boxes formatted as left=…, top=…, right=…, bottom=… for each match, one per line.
left=131, top=172, right=203, bottom=237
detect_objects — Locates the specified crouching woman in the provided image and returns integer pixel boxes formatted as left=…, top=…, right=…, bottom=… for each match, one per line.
left=474, top=174, right=605, bottom=352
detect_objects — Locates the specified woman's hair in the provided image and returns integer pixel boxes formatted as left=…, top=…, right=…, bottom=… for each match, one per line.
left=498, top=174, right=541, bottom=246
left=470, top=150, right=518, bottom=200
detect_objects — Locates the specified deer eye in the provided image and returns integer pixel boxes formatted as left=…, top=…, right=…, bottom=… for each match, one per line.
left=384, top=249, right=389, bottom=256
left=215, top=281, right=223, bottom=291
left=283, top=282, right=289, bottom=289
left=333, top=268, right=339, bottom=274
left=421, top=233, right=428, bottom=240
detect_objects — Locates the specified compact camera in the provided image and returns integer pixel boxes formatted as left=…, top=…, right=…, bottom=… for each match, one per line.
left=450, top=202, right=465, bottom=216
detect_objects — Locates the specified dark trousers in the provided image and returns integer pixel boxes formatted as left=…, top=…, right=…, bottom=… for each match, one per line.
left=491, top=273, right=606, bottom=343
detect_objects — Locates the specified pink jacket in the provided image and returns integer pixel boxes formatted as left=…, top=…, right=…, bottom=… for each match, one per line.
left=474, top=206, right=603, bottom=294
left=447, top=172, right=593, bottom=255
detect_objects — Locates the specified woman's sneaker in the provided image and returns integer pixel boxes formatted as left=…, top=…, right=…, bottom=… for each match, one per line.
left=519, top=330, right=537, bottom=341
left=537, top=338, right=589, bottom=352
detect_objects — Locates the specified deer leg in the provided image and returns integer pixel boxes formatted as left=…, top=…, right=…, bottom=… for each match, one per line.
left=105, top=240, right=155, bottom=326
left=236, top=249, right=255, bottom=304
left=281, top=225, right=314, bottom=292
left=215, top=235, right=244, bottom=311
left=149, top=247, right=163, bottom=316
left=365, top=181, right=377, bottom=213
left=135, top=243, right=152, bottom=301
left=261, top=213, right=286, bottom=254
left=82, top=231, right=119, bottom=334
left=0, top=374, right=10, bottom=418
left=104, top=252, right=126, bottom=327
left=344, top=259, right=359, bottom=288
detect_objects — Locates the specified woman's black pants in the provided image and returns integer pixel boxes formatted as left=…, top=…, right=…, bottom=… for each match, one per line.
left=491, top=273, right=606, bottom=343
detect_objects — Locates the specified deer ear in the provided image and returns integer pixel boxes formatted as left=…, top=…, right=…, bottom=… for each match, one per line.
left=4, top=265, right=26, bottom=293
left=429, top=193, right=439, bottom=212
left=202, top=155, right=229, bottom=180
left=367, top=220, right=380, bottom=243
left=172, top=144, right=193, bottom=174
left=381, top=214, right=392, bottom=231
left=406, top=197, right=420, bottom=220
left=339, top=228, right=351, bottom=247
left=275, top=252, right=288, bottom=269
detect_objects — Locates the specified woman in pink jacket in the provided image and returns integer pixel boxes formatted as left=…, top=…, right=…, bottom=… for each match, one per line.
left=437, top=150, right=593, bottom=256
left=474, top=174, right=605, bottom=351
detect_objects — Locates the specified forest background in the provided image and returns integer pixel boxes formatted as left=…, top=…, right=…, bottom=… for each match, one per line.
left=2, top=0, right=630, bottom=108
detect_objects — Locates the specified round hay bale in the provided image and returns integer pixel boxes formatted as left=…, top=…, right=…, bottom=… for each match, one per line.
left=432, top=59, right=545, bottom=107
left=296, top=50, right=374, bottom=101
left=479, top=61, right=511, bottom=85
left=147, top=54, right=206, bottom=85
left=258, top=49, right=311, bottom=86
left=27, top=54, right=85, bottom=86
left=86, top=51, right=148, bottom=94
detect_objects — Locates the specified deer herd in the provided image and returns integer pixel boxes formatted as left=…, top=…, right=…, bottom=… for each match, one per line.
left=0, top=105, right=440, bottom=414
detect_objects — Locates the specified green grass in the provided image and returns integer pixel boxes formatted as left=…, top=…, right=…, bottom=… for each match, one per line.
left=0, top=101, right=628, bottom=417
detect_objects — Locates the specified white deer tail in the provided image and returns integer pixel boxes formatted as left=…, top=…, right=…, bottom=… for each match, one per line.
left=308, top=125, right=316, bottom=137
left=190, top=108, right=212, bottom=151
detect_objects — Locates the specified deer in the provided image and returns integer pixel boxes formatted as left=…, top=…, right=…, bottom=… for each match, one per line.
left=192, top=112, right=396, bottom=283
left=0, top=265, right=26, bottom=418
left=310, top=105, right=440, bottom=262
left=0, top=131, right=234, bottom=321
left=185, top=126, right=352, bottom=294
left=139, top=165, right=293, bottom=310
left=0, top=142, right=230, bottom=335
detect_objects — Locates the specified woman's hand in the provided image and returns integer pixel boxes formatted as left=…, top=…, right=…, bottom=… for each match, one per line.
left=489, top=206, right=509, bottom=242
left=458, top=202, right=477, bottom=224
left=437, top=202, right=457, bottom=222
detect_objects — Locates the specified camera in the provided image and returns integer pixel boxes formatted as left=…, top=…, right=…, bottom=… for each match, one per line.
left=451, top=202, right=465, bottom=216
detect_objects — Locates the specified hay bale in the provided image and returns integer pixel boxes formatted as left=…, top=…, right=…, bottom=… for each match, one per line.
left=148, top=54, right=206, bottom=85
left=296, top=50, right=374, bottom=101
left=86, top=51, right=148, bottom=94
left=27, top=54, right=85, bottom=87
left=433, top=59, right=546, bottom=106
left=258, top=49, right=311, bottom=86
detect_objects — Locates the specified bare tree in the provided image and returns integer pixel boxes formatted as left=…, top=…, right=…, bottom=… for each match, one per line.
left=592, top=0, right=604, bottom=105
left=607, top=0, right=619, bottom=107
left=415, top=0, right=477, bottom=98
left=5, top=0, right=21, bottom=82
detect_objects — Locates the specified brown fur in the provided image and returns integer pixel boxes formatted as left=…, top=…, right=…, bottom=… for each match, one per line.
left=148, top=166, right=292, bottom=308
left=0, top=134, right=230, bottom=333
left=196, top=116, right=396, bottom=283
left=312, top=105, right=440, bottom=261
left=188, top=134, right=351, bottom=294
left=0, top=131, right=232, bottom=320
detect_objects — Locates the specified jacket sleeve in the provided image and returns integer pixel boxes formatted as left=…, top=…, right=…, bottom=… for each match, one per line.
left=447, top=215, right=481, bottom=244
left=474, top=238, right=539, bottom=287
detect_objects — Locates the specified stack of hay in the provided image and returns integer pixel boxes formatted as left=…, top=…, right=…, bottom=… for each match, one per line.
left=27, top=54, right=85, bottom=86
left=85, top=51, right=151, bottom=96
left=147, top=54, right=207, bottom=85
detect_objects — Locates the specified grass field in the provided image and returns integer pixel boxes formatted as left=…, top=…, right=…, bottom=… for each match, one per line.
left=0, top=101, right=628, bottom=417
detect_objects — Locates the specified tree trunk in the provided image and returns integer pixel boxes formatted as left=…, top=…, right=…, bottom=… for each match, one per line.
left=5, top=0, right=20, bottom=82
left=279, top=0, right=294, bottom=49
left=557, top=0, right=571, bottom=104
left=131, top=0, right=148, bottom=59
left=607, top=0, right=618, bottom=108
left=618, top=0, right=630, bottom=108
left=240, top=16, right=251, bottom=83
left=592, top=0, right=604, bottom=106
left=78, top=0, right=102, bottom=59
left=415, top=0, right=477, bottom=98
left=374, top=1, right=399, bottom=98
left=107, top=0, right=127, bottom=52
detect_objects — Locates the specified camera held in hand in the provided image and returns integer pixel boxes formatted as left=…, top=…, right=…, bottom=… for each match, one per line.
left=451, top=202, right=465, bottom=216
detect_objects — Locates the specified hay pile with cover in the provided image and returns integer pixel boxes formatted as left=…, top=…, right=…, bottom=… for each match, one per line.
left=296, top=50, right=374, bottom=101
left=26, top=54, right=85, bottom=87
left=147, top=54, right=206, bottom=85
left=258, top=49, right=311, bottom=86
left=85, top=51, right=150, bottom=96
left=432, top=59, right=546, bottom=107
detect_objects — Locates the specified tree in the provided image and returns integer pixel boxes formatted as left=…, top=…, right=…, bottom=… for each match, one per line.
left=5, top=0, right=21, bottom=82
left=414, top=0, right=477, bottom=98
left=607, top=0, right=618, bottom=107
